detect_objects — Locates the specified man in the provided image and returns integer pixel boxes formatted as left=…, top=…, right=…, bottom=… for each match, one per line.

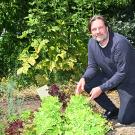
left=76, top=15, right=135, bottom=124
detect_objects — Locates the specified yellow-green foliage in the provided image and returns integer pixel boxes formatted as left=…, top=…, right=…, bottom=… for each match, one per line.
left=23, top=95, right=111, bottom=135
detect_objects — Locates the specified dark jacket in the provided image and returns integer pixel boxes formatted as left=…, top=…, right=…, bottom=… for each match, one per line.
left=83, top=32, right=135, bottom=94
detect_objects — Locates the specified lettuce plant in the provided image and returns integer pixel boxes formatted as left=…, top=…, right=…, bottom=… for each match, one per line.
left=48, top=84, right=70, bottom=109
left=33, top=96, right=62, bottom=135
left=24, top=95, right=110, bottom=135
left=64, top=95, right=110, bottom=135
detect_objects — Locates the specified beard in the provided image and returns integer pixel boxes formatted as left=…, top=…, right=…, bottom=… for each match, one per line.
left=93, top=33, right=109, bottom=43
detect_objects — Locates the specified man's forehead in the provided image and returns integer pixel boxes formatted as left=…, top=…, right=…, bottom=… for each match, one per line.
left=91, top=19, right=105, bottom=27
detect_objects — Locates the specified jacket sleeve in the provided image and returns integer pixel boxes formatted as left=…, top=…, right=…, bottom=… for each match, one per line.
left=82, top=39, right=98, bottom=80
left=100, top=39, right=130, bottom=91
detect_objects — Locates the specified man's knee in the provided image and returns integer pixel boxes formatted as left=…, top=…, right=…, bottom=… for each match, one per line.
left=118, top=112, right=135, bottom=125
left=118, top=118, right=133, bottom=125
left=117, top=115, right=127, bottom=124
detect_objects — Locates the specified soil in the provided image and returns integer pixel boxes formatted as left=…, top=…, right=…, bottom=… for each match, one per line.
left=0, top=89, right=135, bottom=135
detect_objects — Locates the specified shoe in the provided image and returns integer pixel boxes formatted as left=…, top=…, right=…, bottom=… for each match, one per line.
left=115, top=122, right=126, bottom=127
left=103, top=108, right=119, bottom=120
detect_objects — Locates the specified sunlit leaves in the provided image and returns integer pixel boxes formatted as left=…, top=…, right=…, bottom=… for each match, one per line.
left=56, top=50, right=66, bottom=60
left=48, top=26, right=60, bottom=32
left=31, top=38, right=49, bottom=53
left=17, top=38, right=49, bottom=75
left=17, top=63, right=30, bottom=75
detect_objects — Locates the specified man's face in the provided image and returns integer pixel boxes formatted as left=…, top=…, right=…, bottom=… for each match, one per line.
left=91, top=19, right=108, bottom=43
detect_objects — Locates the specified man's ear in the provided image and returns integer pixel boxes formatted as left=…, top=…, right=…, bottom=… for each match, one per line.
left=106, top=26, right=108, bottom=31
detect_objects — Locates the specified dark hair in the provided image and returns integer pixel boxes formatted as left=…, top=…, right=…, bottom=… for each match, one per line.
left=88, top=15, right=108, bottom=32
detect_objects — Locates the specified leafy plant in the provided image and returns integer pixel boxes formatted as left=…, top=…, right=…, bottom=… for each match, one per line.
left=64, top=95, right=110, bottom=135
left=48, top=84, right=60, bottom=96
left=23, top=95, right=111, bottom=135
left=5, top=110, right=33, bottom=135
left=110, top=13, right=135, bottom=46
left=5, top=110, right=32, bottom=135
left=0, top=0, right=29, bottom=77
left=20, top=110, right=32, bottom=122
left=5, top=119, right=23, bottom=135
left=33, top=96, right=62, bottom=135
left=48, top=84, right=70, bottom=109
left=6, top=79, right=16, bottom=116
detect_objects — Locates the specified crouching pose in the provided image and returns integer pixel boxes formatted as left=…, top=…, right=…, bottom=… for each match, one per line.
left=76, top=15, right=135, bottom=124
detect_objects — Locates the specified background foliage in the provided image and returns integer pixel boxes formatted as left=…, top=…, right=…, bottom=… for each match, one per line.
left=0, top=0, right=135, bottom=86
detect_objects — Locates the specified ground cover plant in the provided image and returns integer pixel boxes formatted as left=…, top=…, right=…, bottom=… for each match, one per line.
left=5, top=110, right=32, bottom=135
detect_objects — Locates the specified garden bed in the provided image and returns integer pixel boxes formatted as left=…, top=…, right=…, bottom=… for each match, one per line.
left=0, top=86, right=135, bottom=135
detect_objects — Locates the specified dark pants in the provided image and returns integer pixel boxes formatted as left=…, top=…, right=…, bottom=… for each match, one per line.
left=84, top=72, right=135, bottom=124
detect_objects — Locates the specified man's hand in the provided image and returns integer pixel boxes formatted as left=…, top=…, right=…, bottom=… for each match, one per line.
left=90, top=87, right=102, bottom=100
left=75, top=78, right=85, bottom=94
